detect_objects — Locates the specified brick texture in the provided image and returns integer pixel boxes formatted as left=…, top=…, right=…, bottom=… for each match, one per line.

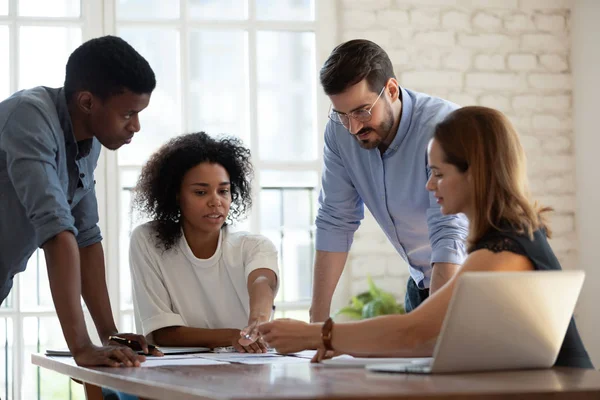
left=337, top=1, right=573, bottom=304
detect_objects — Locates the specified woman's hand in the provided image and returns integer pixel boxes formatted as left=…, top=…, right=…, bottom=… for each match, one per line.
left=257, top=318, right=321, bottom=354
left=310, top=348, right=344, bottom=363
left=229, top=329, right=268, bottom=353
left=238, top=320, right=269, bottom=353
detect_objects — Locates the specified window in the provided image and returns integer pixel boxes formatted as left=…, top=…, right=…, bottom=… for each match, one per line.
left=0, top=2, right=103, bottom=399
left=0, top=1, right=335, bottom=398
left=109, top=0, right=334, bottom=329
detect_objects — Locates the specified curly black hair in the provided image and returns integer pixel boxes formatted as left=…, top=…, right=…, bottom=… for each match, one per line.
left=64, top=35, right=156, bottom=102
left=133, top=132, right=253, bottom=251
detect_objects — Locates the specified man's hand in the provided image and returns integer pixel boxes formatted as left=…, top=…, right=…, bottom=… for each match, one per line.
left=72, top=343, right=146, bottom=367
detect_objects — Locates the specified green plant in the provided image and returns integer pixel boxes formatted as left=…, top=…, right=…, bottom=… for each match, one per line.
left=336, top=275, right=405, bottom=320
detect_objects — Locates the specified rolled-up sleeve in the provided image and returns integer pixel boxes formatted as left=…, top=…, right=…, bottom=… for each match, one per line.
left=315, top=123, right=363, bottom=253
left=129, top=227, right=185, bottom=337
left=72, top=186, right=102, bottom=248
left=425, top=171, right=469, bottom=266
left=0, top=103, right=77, bottom=247
left=243, top=235, right=280, bottom=292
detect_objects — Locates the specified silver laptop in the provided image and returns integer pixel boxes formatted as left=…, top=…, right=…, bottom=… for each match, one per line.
left=367, top=270, right=585, bottom=374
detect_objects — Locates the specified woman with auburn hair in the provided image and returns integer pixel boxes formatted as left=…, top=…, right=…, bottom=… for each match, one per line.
left=257, top=106, right=593, bottom=369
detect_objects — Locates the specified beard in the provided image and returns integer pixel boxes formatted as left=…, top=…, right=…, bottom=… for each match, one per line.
left=354, top=103, right=395, bottom=150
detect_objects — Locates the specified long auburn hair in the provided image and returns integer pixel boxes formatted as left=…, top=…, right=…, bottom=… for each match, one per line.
left=434, top=106, right=552, bottom=252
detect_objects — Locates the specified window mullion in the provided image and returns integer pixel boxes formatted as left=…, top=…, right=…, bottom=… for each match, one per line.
left=181, top=0, right=188, bottom=133
left=81, top=0, right=104, bottom=40
left=13, top=278, right=21, bottom=400
left=248, top=0, right=260, bottom=235
left=314, top=0, right=337, bottom=190
left=9, top=3, right=21, bottom=398
left=8, top=1, right=16, bottom=97
left=102, top=0, right=115, bottom=34
left=98, top=0, right=122, bottom=333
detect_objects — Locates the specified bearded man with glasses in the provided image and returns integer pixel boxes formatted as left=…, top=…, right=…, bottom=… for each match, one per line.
left=311, top=39, right=469, bottom=325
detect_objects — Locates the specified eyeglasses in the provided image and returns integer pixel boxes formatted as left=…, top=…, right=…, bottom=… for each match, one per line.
left=328, top=86, right=386, bottom=130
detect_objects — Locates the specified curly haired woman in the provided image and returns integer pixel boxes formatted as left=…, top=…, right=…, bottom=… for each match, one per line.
left=130, top=132, right=278, bottom=353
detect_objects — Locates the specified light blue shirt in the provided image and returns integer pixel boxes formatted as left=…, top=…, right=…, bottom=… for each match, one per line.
left=0, top=87, right=102, bottom=302
left=315, top=88, right=468, bottom=288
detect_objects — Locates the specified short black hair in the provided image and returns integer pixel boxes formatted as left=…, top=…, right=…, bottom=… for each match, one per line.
left=64, top=35, right=156, bottom=102
left=133, top=132, right=253, bottom=251
left=320, top=39, right=396, bottom=95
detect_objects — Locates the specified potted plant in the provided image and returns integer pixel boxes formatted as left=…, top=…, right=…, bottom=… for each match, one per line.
left=336, top=275, right=405, bottom=320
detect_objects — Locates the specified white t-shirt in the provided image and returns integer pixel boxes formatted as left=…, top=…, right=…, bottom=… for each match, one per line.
left=129, top=222, right=279, bottom=338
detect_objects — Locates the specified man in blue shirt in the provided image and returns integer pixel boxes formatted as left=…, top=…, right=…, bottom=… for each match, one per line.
left=0, top=36, right=159, bottom=367
left=310, top=40, right=469, bottom=322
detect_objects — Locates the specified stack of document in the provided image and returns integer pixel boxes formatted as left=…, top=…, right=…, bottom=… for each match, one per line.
left=45, top=346, right=210, bottom=357
left=44, top=347, right=315, bottom=367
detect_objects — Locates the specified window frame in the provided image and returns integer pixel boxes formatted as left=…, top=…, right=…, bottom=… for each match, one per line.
left=95, top=0, right=338, bottom=329
left=0, top=1, right=104, bottom=398
left=0, top=0, right=337, bottom=397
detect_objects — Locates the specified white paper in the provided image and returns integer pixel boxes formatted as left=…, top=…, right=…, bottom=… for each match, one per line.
left=146, top=354, right=205, bottom=360
left=46, top=354, right=228, bottom=368
left=284, top=350, right=317, bottom=359
left=141, top=357, right=228, bottom=367
left=157, top=346, right=211, bottom=355
left=212, top=347, right=278, bottom=353
left=197, top=352, right=310, bottom=365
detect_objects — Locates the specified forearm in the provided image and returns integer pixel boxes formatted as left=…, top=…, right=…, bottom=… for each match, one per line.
left=327, top=315, right=435, bottom=358
left=429, top=263, right=460, bottom=294
left=80, top=242, right=118, bottom=343
left=152, top=326, right=239, bottom=348
left=248, top=275, right=276, bottom=324
left=329, top=269, right=459, bottom=357
left=43, top=231, right=92, bottom=352
left=310, top=250, right=348, bottom=322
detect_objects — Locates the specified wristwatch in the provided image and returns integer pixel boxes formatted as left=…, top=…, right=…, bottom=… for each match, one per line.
left=321, top=317, right=334, bottom=351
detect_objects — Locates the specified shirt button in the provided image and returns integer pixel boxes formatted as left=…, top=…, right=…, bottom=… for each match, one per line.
left=80, top=173, right=85, bottom=178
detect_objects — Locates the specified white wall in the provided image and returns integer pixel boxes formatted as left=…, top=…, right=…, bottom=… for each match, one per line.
left=572, top=0, right=600, bottom=368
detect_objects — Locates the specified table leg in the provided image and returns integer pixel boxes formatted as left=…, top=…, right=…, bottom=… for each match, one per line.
left=83, top=383, right=104, bottom=400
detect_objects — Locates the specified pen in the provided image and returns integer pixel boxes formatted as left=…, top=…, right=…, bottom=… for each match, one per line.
left=108, top=335, right=159, bottom=354
left=269, top=304, right=276, bottom=322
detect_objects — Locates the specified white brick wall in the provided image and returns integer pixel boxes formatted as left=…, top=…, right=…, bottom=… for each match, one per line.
left=335, top=0, right=574, bottom=308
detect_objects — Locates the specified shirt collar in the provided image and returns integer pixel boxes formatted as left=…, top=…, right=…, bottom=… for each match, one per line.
left=384, top=87, right=414, bottom=155
left=56, top=87, right=93, bottom=159
left=179, top=227, right=224, bottom=268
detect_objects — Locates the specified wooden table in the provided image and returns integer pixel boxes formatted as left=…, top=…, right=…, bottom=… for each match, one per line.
left=32, top=354, right=600, bottom=400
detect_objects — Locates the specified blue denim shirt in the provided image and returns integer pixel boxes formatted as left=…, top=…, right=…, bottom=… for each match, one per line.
left=0, top=87, right=102, bottom=302
left=315, top=88, right=469, bottom=288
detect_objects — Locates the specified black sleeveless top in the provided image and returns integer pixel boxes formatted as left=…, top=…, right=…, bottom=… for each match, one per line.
left=472, top=225, right=594, bottom=369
